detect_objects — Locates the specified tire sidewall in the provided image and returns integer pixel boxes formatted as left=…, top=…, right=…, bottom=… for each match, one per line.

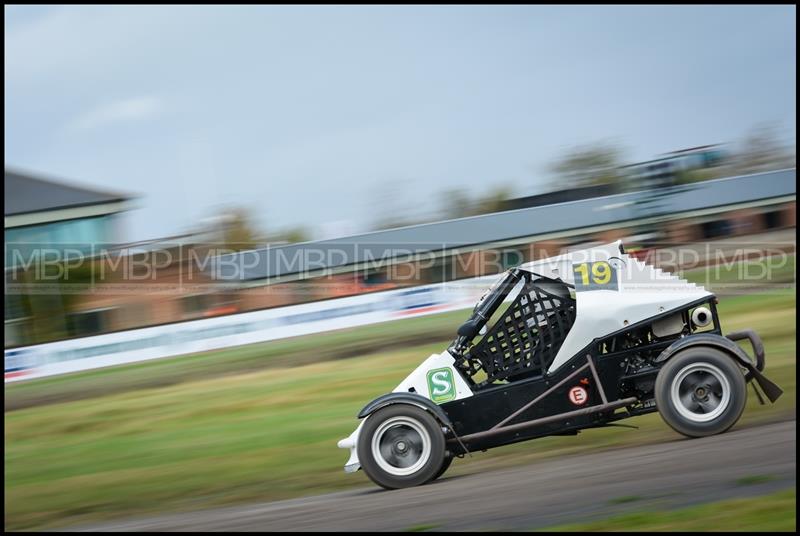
left=431, top=453, right=454, bottom=482
left=655, top=347, right=747, bottom=438
left=357, top=404, right=446, bottom=489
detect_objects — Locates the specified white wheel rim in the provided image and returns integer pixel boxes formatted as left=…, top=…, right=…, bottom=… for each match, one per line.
left=371, top=416, right=431, bottom=476
left=670, top=362, right=731, bottom=423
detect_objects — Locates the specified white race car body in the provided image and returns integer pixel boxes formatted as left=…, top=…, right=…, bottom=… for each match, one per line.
left=519, top=241, right=712, bottom=372
left=338, top=241, right=777, bottom=480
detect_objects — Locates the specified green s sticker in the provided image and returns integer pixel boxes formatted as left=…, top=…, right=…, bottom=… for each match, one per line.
left=426, top=367, right=456, bottom=404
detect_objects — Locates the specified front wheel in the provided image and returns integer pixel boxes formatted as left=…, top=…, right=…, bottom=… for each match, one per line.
left=357, top=405, right=446, bottom=489
left=655, top=347, right=747, bottom=438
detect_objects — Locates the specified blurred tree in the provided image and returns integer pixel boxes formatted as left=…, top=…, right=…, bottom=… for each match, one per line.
left=549, top=143, right=627, bottom=189
left=731, top=123, right=796, bottom=175
left=272, top=226, right=310, bottom=244
left=217, top=206, right=264, bottom=251
left=368, top=181, right=426, bottom=230
left=439, top=184, right=515, bottom=220
left=16, top=276, right=69, bottom=344
left=475, top=184, right=515, bottom=215
left=372, top=214, right=421, bottom=231
left=673, top=124, right=795, bottom=185
left=439, top=188, right=474, bottom=220
left=212, top=207, right=312, bottom=246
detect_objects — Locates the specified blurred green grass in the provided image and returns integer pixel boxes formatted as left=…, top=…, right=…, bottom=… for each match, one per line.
left=680, top=253, right=795, bottom=291
left=4, top=289, right=796, bottom=530
left=536, top=488, right=796, bottom=532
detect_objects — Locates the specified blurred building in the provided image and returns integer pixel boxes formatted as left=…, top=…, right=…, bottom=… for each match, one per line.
left=4, top=167, right=796, bottom=350
left=4, top=169, right=132, bottom=346
left=69, top=234, right=239, bottom=334
left=500, top=183, right=618, bottom=211
left=4, top=169, right=129, bottom=258
left=222, top=168, right=795, bottom=290
left=620, top=144, right=729, bottom=190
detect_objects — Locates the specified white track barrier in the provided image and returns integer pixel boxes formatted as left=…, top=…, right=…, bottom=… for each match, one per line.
left=5, top=275, right=504, bottom=382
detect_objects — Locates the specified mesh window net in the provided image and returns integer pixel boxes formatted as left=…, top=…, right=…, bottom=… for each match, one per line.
left=455, top=274, right=577, bottom=387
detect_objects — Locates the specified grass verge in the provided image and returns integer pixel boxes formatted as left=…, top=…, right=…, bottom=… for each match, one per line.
left=537, top=488, right=796, bottom=532
left=4, top=290, right=795, bottom=530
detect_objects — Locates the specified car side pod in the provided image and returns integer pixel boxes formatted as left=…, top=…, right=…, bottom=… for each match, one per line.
left=654, top=330, right=783, bottom=403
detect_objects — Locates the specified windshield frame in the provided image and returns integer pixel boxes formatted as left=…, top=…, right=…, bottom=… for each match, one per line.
left=450, top=269, right=525, bottom=355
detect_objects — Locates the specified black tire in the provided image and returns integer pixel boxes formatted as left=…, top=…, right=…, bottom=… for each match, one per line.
left=430, top=453, right=454, bottom=482
left=357, top=405, right=446, bottom=489
left=655, top=347, right=747, bottom=438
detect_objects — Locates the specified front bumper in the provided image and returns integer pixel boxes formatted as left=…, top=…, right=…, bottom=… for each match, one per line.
left=726, top=329, right=765, bottom=372
left=337, top=422, right=363, bottom=473
left=726, top=328, right=782, bottom=403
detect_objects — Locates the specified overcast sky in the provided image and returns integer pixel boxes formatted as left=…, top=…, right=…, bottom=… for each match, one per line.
left=5, top=5, right=796, bottom=242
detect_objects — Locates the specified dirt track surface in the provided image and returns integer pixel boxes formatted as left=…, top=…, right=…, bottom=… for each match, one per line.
left=74, top=420, right=796, bottom=532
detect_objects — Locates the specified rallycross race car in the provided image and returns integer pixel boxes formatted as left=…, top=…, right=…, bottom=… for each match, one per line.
left=337, top=241, right=783, bottom=490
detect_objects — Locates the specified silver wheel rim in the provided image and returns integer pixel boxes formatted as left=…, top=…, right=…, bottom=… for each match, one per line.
left=371, top=416, right=431, bottom=476
left=670, top=362, right=731, bottom=423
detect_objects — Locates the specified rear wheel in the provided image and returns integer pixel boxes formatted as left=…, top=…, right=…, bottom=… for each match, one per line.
left=655, top=347, right=747, bottom=438
left=430, top=453, right=453, bottom=482
left=357, top=405, right=446, bottom=489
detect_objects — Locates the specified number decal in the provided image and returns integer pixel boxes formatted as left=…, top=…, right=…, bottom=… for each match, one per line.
left=572, top=261, right=619, bottom=291
left=592, top=261, right=611, bottom=284
left=574, top=263, right=590, bottom=286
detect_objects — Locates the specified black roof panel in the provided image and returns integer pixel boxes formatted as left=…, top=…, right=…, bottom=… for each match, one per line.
left=5, top=169, right=131, bottom=217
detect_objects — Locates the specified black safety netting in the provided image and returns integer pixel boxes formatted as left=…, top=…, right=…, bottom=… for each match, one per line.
left=455, top=275, right=577, bottom=386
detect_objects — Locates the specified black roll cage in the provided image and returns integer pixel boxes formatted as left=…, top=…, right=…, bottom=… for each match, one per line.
left=449, top=269, right=578, bottom=389
left=449, top=268, right=525, bottom=355
left=442, top=295, right=734, bottom=451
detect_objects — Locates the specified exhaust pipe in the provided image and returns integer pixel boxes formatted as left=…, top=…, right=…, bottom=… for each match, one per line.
left=692, top=306, right=712, bottom=327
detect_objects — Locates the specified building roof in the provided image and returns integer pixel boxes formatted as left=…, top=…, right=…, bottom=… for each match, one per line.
left=663, top=144, right=721, bottom=155
left=5, top=169, right=132, bottom=227
left=620, top=144, right=725, bottom=169
left=501, top=183, right=618, bottom=211
left=215, top=168, right=796, bottom=283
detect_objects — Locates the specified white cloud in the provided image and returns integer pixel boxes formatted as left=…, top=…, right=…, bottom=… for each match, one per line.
left=66, top=96, right=163, bottom=132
